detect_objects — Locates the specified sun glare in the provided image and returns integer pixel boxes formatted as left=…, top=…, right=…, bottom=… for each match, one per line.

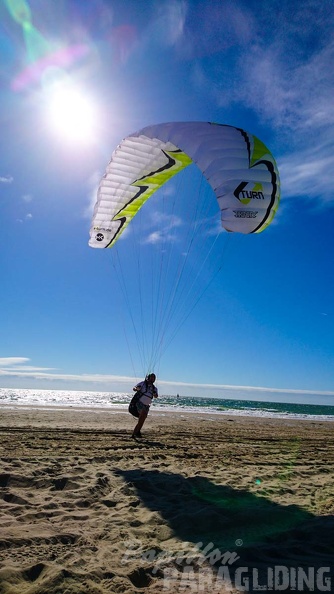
left=48, top=85, right=97, bottom=144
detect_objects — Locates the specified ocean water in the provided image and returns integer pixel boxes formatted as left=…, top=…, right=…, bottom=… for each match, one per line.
left=1, top=388, right=334, bottom=421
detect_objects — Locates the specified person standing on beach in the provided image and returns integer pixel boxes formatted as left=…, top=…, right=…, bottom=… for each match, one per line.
left=132, top=373, right=158, bottom=438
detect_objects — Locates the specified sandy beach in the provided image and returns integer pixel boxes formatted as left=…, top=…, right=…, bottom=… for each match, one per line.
left=0, top=406, right=333, bottom=593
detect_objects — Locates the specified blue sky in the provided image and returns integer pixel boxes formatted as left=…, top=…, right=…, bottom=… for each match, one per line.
left=0, top=0, right=334, bottom=403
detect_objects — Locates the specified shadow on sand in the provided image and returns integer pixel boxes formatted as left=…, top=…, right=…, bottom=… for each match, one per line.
left=118, top=469, right=334, bottom=593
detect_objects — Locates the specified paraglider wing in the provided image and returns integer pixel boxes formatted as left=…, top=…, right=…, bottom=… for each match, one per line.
left=89, top=122, right=280, bottom=248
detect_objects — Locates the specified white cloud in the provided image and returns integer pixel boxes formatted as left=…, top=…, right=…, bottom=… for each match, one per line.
left=22, top=194, right=33, bottom=202
left=0, top=357, right=56, bottom=373
left=186, top=1, right=334, bottom=204
left=0, top=357, right=30, bottom=366
left=145, top=230, right=164, bottom=244
left=179, top=0, right=254, bottom=60
left=0, top=366, right=55, bottom=373
left=241, top=17, right=334, bottom=203
left=163, top=380, right=334, bottom=397
left=239, top=38, right=334, bottom=134
left=279, top=151, right=334, bottom=203
left=144, top=229, right=177, bottom=244
left=150, top=0, right=187, bottom=48
left=150, top=211, right=182, bottom=228
left=141, top=211, right=183, bottom=244
left=16, top=213, right=33, bottom=223
left=1, top=358, right=333, bottom=400
left=0, top=175, right=13, bottom=184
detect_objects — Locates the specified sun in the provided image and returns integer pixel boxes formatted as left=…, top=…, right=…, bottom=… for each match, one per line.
left=48, top=84, right=97, bottom=144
